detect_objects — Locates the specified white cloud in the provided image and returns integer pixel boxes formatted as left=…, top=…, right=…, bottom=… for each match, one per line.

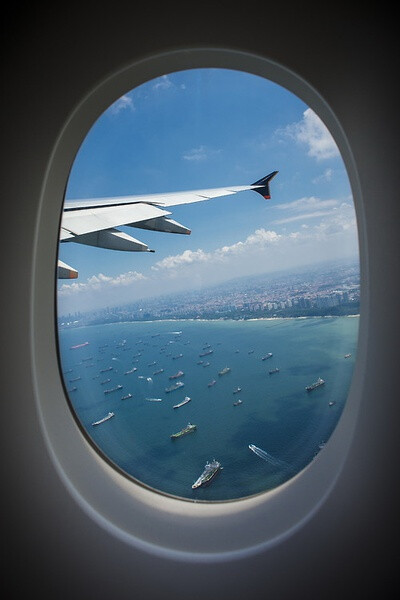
left=273, top=210, right=339, bottom=225
left=109, top=95, right=135, bottom=115
left=151, top=229, right=281, bottom=274
left=182, top=146, right=208, bottom=161
left=279, top=108, right=339, bottom=161
left=276, top=196, right=339, bottom=212
left=58, top=270, right=146, bottom=297
left=151, top=248, right=209, bottom=270
left=312, top=168, right=333, bottom=184
left=152, top=75, right=172, bottom=91
left=272, top=196, right=340, bottom=224
left=182, top=145, right=222, bottom=162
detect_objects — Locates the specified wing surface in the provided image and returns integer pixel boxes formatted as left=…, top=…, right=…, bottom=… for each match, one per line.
left=58, top=170, right=278, bottom=278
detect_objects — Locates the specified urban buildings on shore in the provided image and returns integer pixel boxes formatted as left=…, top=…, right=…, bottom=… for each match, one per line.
left=59, top=260, right=360, bottom=328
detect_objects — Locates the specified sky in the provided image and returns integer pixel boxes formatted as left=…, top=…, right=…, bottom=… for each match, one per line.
left=57, top=68, right=358, bottom=315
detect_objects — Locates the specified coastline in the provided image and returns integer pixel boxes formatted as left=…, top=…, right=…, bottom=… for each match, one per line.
left=59, top=314, right=360, bottom=330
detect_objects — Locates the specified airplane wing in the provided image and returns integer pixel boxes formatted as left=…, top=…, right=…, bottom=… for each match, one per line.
left=58, top=170, right=278, bottom=278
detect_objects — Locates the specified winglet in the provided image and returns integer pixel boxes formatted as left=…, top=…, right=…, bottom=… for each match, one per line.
left=251, top=170, right=278, bottom=199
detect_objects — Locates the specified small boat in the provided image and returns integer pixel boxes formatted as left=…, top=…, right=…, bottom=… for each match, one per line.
left=173, top=396, right=191, bottom=409
left=344, top=353, right=352, bottom=358
left=172, top=353, right=183, bottom=360
left=269, top=368, right=279, bottom=375
left=69, top=376, right=81, bottom=382
left=145, top=397, right=162, bottom=402
left=100, top=378, right=111, bottom=385
left=121, top=393, right=132, bottom=400
left=233, top=399, right=242, bottom=406
left=208, top=379, right=216, bottom=387
left=100, top=366, right=113, bottom=373
left=67, top=386, right=77, bottom=393
left=329, top=400, right=336, bottom=406
left=153, top=369, right=164, bottom=375
left=261, top=353, right=273, bottom=360
left=233, top=387, right=242, bottom=394
left=202, top=362, right=210, bottom=367
left=92, top=412, right=114, bottom=426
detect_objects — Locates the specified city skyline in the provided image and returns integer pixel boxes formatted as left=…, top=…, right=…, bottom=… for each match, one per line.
left=57, top=68, right=358, bottom=314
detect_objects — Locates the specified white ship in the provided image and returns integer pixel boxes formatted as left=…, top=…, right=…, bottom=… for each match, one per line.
left=92, top=412, right=114, bottom=426
left=192, top=459, right=222, bottom=489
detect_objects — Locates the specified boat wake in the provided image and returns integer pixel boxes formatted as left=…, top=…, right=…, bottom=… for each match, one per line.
left=249, top=444, right=291, bottom=471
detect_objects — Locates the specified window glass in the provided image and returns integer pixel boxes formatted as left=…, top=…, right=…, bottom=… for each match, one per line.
left=57, top=69, right=359, bottom=501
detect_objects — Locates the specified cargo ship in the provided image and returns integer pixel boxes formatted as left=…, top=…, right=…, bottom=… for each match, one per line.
left=192, top=459, right=222, bottom=489
left=70, top=342, right=89, bottom=350
left=92, top=412, right=114, bottom=426
left=170, top=422, right=197, bottom=439
left=199, top=349, right=213, bottom=357
left=218, top=367, right=231, bottom=376
left=261, top=353, right=273, bottom=360
left=169, top=370, right=184, bottom=380
left=208, top=379, right=216, bottom=387
left=173, top=396, right=191, bottom=409
left=269, top=367, right=279, bottom=375
left=121, top=393, right=132, bottom=400
left=165, top=381, right=184, bottom=393
left=305, top=377, right=325, bottom=392
left=124, top=367, right=137, bottom=375
left=104, top=384, right=123, bottom=395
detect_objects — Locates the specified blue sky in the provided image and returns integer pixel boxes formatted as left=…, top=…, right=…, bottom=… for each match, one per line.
left=58, top=68, right=358, bottom=314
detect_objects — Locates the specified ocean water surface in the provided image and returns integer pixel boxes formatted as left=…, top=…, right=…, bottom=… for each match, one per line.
left=58, top=316, right=359, bottom=501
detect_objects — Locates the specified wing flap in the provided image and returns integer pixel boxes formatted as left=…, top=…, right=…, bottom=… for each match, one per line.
left=62, top=203, right=171, bottom=236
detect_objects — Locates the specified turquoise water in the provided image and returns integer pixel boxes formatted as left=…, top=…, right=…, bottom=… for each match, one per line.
left=58, top=316, right=359, bottom=501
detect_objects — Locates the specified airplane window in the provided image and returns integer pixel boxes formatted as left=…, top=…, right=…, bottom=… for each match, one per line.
left=56, top=68, right=359, bottom=501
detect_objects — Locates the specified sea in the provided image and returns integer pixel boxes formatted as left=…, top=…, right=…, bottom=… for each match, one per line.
left=58, top=315, right=359, bottom=502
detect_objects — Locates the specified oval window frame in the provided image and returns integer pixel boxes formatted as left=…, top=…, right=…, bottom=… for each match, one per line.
left=32, top=47, right=367, bottom=560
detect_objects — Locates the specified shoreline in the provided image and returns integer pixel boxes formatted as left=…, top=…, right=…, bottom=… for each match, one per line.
left=59, top=314, right=360, bottom=330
